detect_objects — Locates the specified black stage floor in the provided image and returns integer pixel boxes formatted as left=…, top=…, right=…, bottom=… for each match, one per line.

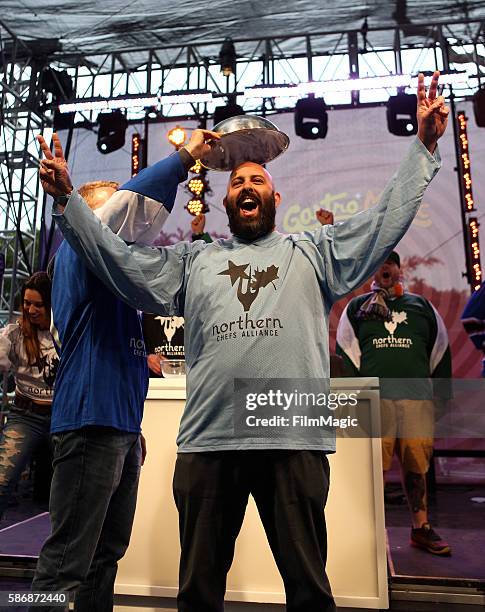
left=0, top=483, right=483, bottom=610
left=385, top=483, right=485, bottom=581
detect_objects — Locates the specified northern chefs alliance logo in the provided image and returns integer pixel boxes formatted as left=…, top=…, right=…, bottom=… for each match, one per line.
left=213, top=260, right=283, bottom=342
left=155, top=316, right=184, bottom=357
left=155, top=316, right=184, bottom=342
left=218, top=260, right=279, bottom=312
left=384, top=311, right=407, bottom=336
left=374, top=311, right=413, bottom=349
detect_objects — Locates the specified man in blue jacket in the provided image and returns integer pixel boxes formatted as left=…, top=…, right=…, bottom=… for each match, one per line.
left=33, top=129, right=217, bottom=611
left=38, top=73, right=448, bottom=612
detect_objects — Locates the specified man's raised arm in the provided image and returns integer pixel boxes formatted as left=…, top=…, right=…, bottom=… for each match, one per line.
left=37, top=129, right=220, bottom=313
left=302, top=71, right=449, bottom=302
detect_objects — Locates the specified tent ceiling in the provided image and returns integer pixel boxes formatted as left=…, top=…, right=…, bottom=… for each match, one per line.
left=2, top=1, right=484, bottom=70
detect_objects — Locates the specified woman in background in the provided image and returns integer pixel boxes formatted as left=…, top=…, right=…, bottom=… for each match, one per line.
left=0, top=272, right=58, bottom=520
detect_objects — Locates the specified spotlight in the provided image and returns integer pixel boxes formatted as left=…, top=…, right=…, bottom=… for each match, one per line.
left=386, top=93, right=418, bottom=136
left=145, top=106, right=159, bottom=119
left=294, top=97, right=328, bottom=140
left=188, top=176, right=206, bottom=197
left=96, top=110, right=128, bottom=154
left=42, top=68, right=75, bottom=131
left=213, top=101, right=245, bottom=126
left=219, top=37, right=236, bottom=77
left=187, top=199, right=208, bottom=216
left=473, top=86, right=485, bottom=128
left=190, top=159, right=202, bottom=173
left=167, top=126, right=187, bottom=149
left=42, top=68, right=74, bottom=100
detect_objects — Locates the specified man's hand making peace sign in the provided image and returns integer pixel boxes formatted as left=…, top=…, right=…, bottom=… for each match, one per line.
left=416, top=71, right=450, bottom=153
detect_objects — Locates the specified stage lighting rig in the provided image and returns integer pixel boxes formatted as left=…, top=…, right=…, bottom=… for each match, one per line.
left=219, top=37, right=237, bottom=77
left=96, top=110, right=128, bottom=154
left=185, top=151, right=210, bottom=216
left=167, top=126, right=187, bottom=149
left=187, top=199, right=207, bottom=216
left=294, top=97, right=328, bottom=140
left=42, top=67, right=75, bottom=131
left=131, top=133, right=143, bottom=177
left=473, top=86, right=485, bottom=128
left=386, top=93, right=417, bottom=136
left=190, top=159, right=202, bottom=174
left=213, top=99, right=245, bottom=126
left=188, top=176, right=206, bottom=198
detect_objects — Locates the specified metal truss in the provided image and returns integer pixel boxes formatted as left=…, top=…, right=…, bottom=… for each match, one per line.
left=0, top=22, right=49, bottom=327
left=45, top=19, right=485, bottom=124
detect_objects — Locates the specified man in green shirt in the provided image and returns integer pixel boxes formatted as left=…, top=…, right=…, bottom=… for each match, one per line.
left=336, top=252, right=452, bottom=555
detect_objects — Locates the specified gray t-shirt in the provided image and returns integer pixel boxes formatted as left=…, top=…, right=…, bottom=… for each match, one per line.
left=55, top=137, right=440, bottom=452
left=0, top=323, right=58, bottom=403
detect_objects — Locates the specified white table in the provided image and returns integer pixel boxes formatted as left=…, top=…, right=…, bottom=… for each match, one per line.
left=116, top=377, right=388, bottom=610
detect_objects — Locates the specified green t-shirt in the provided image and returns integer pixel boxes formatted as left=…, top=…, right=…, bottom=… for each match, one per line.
left=336, top=292, right=452, bottom=399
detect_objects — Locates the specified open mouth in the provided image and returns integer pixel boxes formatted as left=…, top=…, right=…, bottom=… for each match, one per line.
left=382, top=271, right=390, bottom=280
left=238, top=195, right=260, bottom=218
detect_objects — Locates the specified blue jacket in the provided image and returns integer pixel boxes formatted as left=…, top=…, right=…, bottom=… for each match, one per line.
left=51, top=152, right=188, bottom=433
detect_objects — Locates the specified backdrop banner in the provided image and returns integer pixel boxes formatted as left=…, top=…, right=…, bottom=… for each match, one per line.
left=50, top=102, right=485, bottom=377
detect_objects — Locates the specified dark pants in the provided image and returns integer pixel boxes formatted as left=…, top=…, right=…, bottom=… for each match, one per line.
left=0, top=408, right=51, bottom=519
left=173, top=450, right=336, bottom=612
left=31, top=427, right=141, bottom=612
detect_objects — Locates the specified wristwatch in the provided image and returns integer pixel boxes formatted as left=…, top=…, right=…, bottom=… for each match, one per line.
left=54, top=192, right=72, bottom=206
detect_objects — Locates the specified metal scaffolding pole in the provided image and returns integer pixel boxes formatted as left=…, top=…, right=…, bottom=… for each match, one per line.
left=0, top=22, right=49, bottom=328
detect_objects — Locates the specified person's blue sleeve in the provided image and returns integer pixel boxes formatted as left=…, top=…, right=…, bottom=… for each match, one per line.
left=53, top=192, right=206, bottom=316
left=94, top=151, right=188, bottom=246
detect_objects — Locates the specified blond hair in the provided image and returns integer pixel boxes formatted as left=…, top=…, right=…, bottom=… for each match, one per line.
left=78, top=181, right=119, bottom=209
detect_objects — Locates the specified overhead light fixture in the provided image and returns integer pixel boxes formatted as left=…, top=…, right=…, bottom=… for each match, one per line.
left=59, top=95, right=159, bottom=114
left=243, top=71, right=469, bottom=99
left=386, top=93, right=418, bottom=136
left=186, top=199, right=208, bottom=216
left=96, top=110, right=128, bottom=154
left=131, top=133, right=143, bottom=177
left=213, top=99, right=245, bottom=125
left=160, top=90, right=213, bottom=106
left=190, top=159, right=202, bottom=173
left=243, top=84, right=298, bottom=99
left=219, top=38, right=236, bottom=77
left=167, top=126, right=187, bottom=149
left=42, top=68, right=75, bottom=130
left=294, top=97, right=328, bottom=140
left=59, top=91, right=213, bottom=114
left=42, top=68, right=74, bottom=100
left=473, top=86, right=485, bottom=128
left=188, top=176, right=207, bottom=197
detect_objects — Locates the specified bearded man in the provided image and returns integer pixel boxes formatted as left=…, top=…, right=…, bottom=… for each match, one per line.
left=38, top=72, right=448, bottom=612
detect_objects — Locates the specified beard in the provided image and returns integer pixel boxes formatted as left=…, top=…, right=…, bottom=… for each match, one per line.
left=225, top=189, right=276, bottom=241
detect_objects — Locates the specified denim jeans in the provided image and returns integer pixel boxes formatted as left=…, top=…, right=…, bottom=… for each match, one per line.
left=0, top=407, right=52, bottom=519
left=30, top=426, right=141, bottom=612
